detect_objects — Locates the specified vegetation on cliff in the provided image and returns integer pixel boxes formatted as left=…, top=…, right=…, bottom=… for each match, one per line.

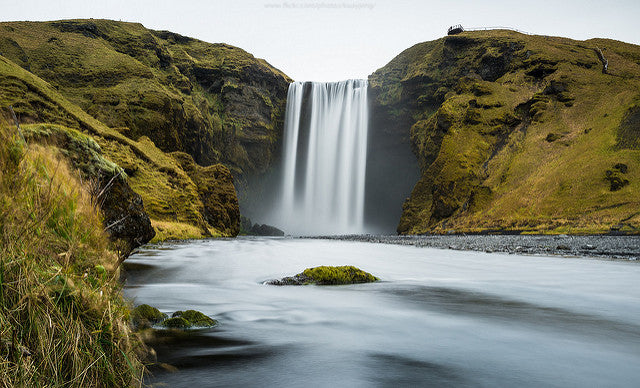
left=0, top=19, right=271, bottom=239
left=370, top=30, right=640, bottom=234
left=0, top=117, right=144, bottom=386
left=0, top=19, right=291, bottom=176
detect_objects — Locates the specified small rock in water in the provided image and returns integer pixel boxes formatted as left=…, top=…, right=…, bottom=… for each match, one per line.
left=131, top=304, right=168, bottom=329
left=159, top=309, right=218, bottom=329
left=172, top=310, right=218, bottom=327
left=266, top=265, right=379, bottom=286
left=556, top=245, right=571, bottom=251
left=161, top=317, right=192, bottom=329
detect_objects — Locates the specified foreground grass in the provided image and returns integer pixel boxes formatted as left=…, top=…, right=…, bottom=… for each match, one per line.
left=0, top=117, right=144, bottom=387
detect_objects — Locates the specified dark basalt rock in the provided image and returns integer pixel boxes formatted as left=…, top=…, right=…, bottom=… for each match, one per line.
left=605, top=163, right=630, bottom=191
left=100, top=170, right=156, bottom=254
left=250, top=223, right=285, bottom=236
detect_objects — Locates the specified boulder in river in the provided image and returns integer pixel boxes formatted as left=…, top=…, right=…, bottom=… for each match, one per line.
left=267, top=265, right=379, bottom=285
left=131, top=304, right=168, bottom=329
left=159, top=310, right=218, bottom=329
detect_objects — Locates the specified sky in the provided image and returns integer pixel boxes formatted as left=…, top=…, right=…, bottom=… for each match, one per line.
left=3, top=0, right=639, bottom=81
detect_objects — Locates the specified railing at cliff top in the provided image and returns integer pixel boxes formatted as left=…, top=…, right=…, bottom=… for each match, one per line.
left=456, top=26, right=537, bottom=36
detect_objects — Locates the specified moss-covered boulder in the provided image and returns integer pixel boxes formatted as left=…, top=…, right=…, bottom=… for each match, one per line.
left=171, top=310, right=218, bottom=327
left=158, top=309, right=217, bottom=329
left=161, top=317, right=192, bottom=329
left=131, top=304, right=167, bottom=329
left=267, top=266, right=379, bottom=286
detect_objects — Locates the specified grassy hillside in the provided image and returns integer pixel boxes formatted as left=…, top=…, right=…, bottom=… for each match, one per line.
left=370, top=30, right=640, bottom=234
left=0, top=19, right=291, bottom=177
left=0, top=117, right=144, bottom=386
left=0, top=45, right=239, bottom=239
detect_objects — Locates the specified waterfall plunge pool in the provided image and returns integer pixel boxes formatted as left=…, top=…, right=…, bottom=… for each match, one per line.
left=124, top=237, right=640, bottom=387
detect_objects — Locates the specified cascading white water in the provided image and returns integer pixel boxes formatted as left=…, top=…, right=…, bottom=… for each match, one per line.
left=276, top=79, right=369, bottom=235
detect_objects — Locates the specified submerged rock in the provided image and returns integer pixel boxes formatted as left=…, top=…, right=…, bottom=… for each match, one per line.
left=267, top=265, right=379, bottom=286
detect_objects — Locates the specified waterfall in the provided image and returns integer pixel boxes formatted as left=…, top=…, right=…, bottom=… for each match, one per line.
left=276, top=79, right=369, bottom=235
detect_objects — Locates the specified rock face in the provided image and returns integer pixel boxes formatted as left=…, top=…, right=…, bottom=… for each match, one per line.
left=267, top=266, right=379, bottom=285
left=370, top=30, right=640, bottom=235
left=171, top=152, right=240, bottom=236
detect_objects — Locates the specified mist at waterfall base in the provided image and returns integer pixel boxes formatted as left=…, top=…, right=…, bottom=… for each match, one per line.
left=242, top=80, right=419, bottom=236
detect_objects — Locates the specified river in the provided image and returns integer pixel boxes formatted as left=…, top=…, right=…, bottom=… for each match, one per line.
left=124, top=237, right=640, bottom=387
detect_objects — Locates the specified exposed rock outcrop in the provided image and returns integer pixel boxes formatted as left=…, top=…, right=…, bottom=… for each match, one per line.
left=171, top=152, right=240, bottom=236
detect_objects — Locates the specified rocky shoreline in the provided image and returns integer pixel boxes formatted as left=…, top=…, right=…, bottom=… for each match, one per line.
left=319, top=234, right=640, bottom=261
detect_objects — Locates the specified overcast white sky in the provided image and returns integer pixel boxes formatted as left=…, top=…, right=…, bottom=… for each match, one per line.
left=3, top=0, right=639, bottom=81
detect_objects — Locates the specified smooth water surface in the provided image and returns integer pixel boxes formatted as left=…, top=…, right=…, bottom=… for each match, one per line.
left=125, top=238, right=640, bottom=387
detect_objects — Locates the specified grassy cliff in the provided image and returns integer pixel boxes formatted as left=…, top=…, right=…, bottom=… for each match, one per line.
left=0, top=117, right=144, bottom=386
left=0, top=19, right=289, bottom=239
left=370, top=30, right=640, bottom=234
left=0, top=19, right=291, bottom=176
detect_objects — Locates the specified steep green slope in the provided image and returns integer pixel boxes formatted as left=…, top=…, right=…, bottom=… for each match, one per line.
left=370, top=30, right=640, bottom=234
left=0, top=19, right=291, bottom=177
left=0, top=51, right=238, bottom=239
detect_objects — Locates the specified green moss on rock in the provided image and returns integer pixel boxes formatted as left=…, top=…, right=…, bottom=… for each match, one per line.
left=268, top=266, right=379, bottom=286
left=172, top=310, right=218, bottom=327
left=161, top=317, right=192, bottom=329
left=131, top=304, right=167, bottom=329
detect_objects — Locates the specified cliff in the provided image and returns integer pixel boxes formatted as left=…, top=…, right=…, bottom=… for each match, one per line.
left=0, top=19, right=291, bottom=176
left=370, top=30, right=640, bottom=234
left=0, top=19, right=291, bottom=240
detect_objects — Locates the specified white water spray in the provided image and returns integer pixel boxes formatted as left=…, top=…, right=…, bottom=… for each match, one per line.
left=276, top=79, right=369, bottom=235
